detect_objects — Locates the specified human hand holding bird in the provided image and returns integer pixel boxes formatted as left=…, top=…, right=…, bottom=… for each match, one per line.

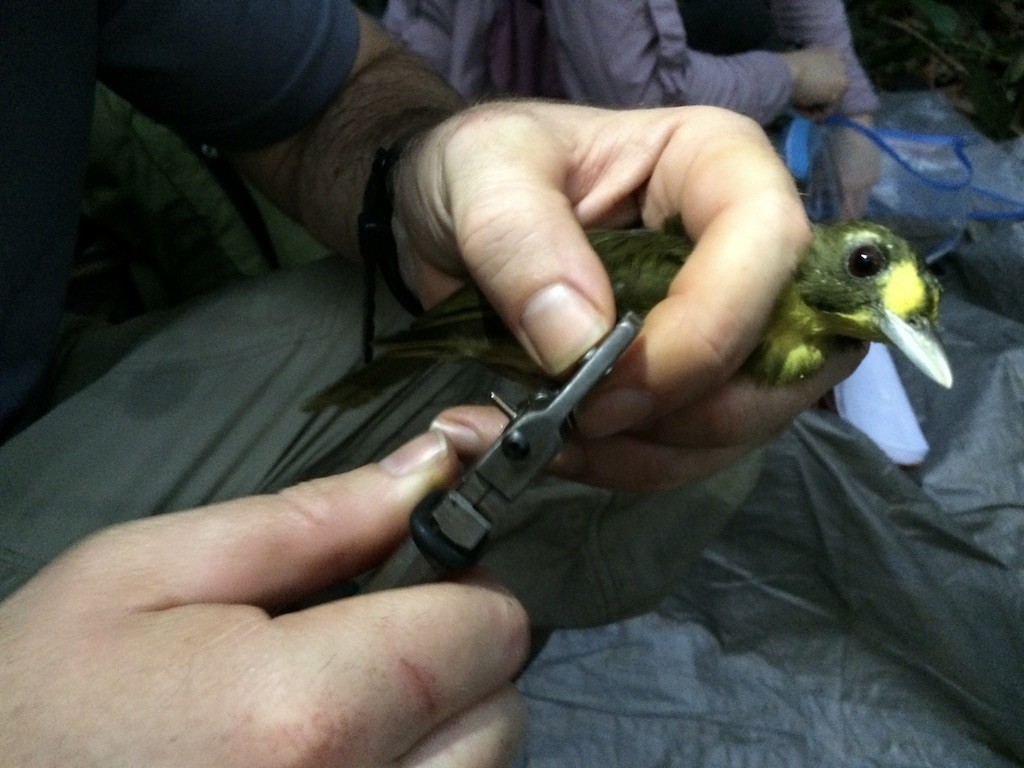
left=310, top=218, right=948, bottom=408
left=309, top=102, right=941, bottom=490
left=309, top=216, right=949, bottom=491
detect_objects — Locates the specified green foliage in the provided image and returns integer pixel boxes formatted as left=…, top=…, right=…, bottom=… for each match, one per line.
left=848, top=0, right=1024, bottom=138
left=908, top=0, right=961, bottom=38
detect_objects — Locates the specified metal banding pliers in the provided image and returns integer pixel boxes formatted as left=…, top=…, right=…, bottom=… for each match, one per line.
left=362, top=312, right=642, bottom=593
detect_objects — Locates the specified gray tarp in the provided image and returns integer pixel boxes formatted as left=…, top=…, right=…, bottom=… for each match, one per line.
left=513, top=100, right=1024, bottom=767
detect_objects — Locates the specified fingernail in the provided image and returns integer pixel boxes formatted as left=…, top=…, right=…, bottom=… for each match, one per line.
left=575, top=387, right=655, bottom=439
left=430, top=416, right=489, bottom=456
left=379, top=430, right=449, bottom=477
left=520, top=284, right=609, bottom=374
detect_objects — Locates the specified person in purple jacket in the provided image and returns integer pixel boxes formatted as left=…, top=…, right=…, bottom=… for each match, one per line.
left=384, top=0, right=880, bottom=215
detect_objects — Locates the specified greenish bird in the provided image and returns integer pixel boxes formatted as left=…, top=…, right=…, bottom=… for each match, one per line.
left=306, top=219, right=951, bottom=411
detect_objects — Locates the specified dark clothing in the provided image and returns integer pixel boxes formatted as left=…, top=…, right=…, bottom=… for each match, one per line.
left=678, top=0, right=776, bottom=55
left=0, top=0, right=359, bottom=440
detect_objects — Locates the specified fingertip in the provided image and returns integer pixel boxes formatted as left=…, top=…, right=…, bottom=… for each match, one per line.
left=432, top=407, right=588, bottom=479
left=431, top=408, right=507, bottom=460
left=408, top=574, right=532, bottom=687
left=456, top=569, right=527, bottom=622
left=469, top=578, right=532, bottom=675
left=379, top=429, right=453, bottom=478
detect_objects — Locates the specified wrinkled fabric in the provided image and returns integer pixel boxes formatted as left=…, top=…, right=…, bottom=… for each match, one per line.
left=0, top=251, right=761, bottom=630
left=383, top=0, right=879, bottom=124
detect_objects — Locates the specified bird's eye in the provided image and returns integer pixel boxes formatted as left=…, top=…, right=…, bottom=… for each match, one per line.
left=846, top=243, right=887, bottom=278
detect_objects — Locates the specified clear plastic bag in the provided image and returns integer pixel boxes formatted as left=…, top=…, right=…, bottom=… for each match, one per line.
left=778, top=112, right=1024, bottom=261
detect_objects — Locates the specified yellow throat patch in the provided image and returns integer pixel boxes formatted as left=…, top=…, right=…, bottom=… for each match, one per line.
left=882, top=261, right=929, bottom=319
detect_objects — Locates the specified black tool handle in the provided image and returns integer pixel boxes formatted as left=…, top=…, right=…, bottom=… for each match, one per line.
left=360, top=489, right=489, bottom=593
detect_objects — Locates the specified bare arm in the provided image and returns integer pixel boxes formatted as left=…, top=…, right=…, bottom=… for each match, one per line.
left=229, top=10, right=463, bottom=260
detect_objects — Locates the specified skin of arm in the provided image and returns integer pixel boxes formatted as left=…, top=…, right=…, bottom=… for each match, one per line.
left=229, top=10, right=465, bottom=261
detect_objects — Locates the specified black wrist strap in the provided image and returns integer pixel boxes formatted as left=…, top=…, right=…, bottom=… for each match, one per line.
left=359, top=144, right=425, bottom=363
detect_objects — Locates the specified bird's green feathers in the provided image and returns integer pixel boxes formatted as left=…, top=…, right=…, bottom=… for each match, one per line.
left=306, top=219, right=948, bottom=411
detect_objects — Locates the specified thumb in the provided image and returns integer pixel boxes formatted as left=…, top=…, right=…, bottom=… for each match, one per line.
left=405, top=107, right=616, bottom=375
left=48, top=431, right=458, bottom=613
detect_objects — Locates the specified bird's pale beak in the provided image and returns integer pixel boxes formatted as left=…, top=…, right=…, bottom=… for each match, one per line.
left=880, top=310, right=953, bottom=388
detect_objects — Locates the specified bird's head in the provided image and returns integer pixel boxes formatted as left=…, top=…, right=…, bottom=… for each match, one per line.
left=799, top=221, right=952, bottom=387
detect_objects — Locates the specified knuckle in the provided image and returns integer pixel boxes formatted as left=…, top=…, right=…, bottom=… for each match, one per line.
left=275, top=480, right=343, bottom=533
left=456, top=200, right=519, bottom=260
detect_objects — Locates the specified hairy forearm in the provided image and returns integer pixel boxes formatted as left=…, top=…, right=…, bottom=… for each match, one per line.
left=230, top=10, right=463, bottom=259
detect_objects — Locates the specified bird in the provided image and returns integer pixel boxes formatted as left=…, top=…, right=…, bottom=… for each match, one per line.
left=305, top=218, right=951, bottom=411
